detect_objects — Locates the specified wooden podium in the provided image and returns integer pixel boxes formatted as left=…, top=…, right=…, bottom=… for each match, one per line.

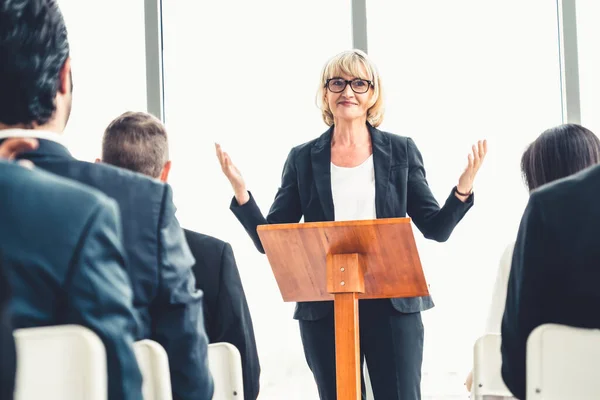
left=257, top=218, right=429, bottom=400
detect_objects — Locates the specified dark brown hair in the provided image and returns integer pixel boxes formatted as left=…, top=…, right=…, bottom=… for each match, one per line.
left=0, top=0, right=70, bottom=126
left=521, top=124, right=600, bottom=191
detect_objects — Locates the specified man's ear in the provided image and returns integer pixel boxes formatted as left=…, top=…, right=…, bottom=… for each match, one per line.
left=95, top=158, right=102, bottom=163
left=58, top=57, right=72, bottom=95
left=159, top=160, right=172, bottom=182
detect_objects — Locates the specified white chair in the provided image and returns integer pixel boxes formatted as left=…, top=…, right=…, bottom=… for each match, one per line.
left=472, top=333, right=516, bottom=400
left=364, top=363, right=375, bottom=400
left=13, top=325, right=107, bottom=400
left=526, top=323, right=600, bottom=399
left=133, top=339, right=172, bottom=400
left=208, top=342, right=244, bottom=400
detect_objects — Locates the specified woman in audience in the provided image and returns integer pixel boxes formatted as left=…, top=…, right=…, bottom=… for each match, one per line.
left=465, top=123, right=600, bottom=392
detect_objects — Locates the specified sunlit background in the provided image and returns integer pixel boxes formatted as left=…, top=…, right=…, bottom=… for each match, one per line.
left=56, top=1, right=600, bottom=398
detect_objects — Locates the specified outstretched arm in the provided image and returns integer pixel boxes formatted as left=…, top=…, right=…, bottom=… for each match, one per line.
left=407, top=138, right=485, bottom=241
left=225, top=147, right=303, bottom=253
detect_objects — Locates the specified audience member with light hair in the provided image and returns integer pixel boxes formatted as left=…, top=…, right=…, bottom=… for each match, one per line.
left=100, top=111, right=261, bottom=400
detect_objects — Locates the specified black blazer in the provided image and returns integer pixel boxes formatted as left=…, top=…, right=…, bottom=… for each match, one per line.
left=0, top=161, right=142, bottom=400
left=0, top=254, right=15, bottom=400
left=184, top=230, right=261, bottom=400
left=16, top=140, right=213, bottom=400
left=501, top=164, right=600, bottom=400
left=231, top=124, right=473, bottom=320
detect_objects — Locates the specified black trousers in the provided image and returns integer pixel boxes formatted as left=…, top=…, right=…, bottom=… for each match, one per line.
left=299, top=299, right=424, bottom=400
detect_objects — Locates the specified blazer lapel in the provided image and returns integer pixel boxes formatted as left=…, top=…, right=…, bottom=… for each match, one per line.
left=369, top=124, right=392, bottom=218
left=311, top=127, right=335, bottom=221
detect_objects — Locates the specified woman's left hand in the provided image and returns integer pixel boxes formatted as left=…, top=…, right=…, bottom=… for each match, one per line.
left=457, top=139, right=487, bottom=195
left=465, top=370, right=473, bottom=393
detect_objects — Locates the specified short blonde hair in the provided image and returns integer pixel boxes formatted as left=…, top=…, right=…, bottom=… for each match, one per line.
left=317, top=49, right=384, bottom=127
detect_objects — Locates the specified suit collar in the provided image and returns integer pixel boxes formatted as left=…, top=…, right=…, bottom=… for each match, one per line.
left=22, top=139, right=73, bottom=161
left=0, top=129, right=73, bottom=161
left=310, top=123, right=392, bottom=220
left=0, top=128, right=66, bottom=147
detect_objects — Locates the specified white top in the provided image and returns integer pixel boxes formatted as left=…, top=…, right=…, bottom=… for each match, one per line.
left=330, top=155, right=376, bottom=221
left=0, top=128, right=66, bottom=146
left=484, top=242, right=516, bottom=333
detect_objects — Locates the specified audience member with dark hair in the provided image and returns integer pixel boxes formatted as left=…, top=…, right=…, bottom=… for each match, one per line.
left=500, top=124, right=600, bottom=399
left=0, top=1, right=212, bottom=399
left=490, top=124, right=600, bottom=331
left=101, top=111, right=261, bottom=400
left=464, top=124, right=600, bottom=394
left=520, top=124, right=600, bottom=191
left=0, top=159, right=143, bottom=400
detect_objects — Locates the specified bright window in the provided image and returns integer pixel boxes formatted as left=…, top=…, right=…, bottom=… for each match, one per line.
left=162, top=1, right=351, bottom=398
left=57, top=0, right=147, bottom=161
left=366, top=1, right=561, bottom=396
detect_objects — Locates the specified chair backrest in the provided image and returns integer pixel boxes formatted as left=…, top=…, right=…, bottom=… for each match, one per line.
left=527, top=323, right=600, bottom=400
left=472, top=333, right=516, bottom=400
left=208, top=342, right=244, bottom=400
left=363, top=363, right=375, bottom=400
left=13, top=325, right=107, bottom=400
left=133, top=339, right=172, bottom=400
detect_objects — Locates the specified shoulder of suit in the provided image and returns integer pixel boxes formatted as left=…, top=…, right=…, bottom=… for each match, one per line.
left=2, top=161, right=105, bottom=202
left=183, top=229, right=228, bottom=250
left=84, top=160, right=169, bottom=193
left=0, top=161, right=114, bottom=218
left=529, top=164, right=600, bottom=224
left=532, top=163, right=600, bottom=203
left=290, top=128, right=411, bottom=152
left=374, top=127, right=410, bottom=144
left=291, top=136, right=321, bottom=155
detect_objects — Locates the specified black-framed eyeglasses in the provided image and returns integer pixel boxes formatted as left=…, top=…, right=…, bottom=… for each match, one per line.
left=325, top=78, right=373, bottom=94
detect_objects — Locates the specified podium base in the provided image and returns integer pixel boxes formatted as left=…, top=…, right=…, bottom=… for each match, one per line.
left=334, top=292, right=361, bottom=400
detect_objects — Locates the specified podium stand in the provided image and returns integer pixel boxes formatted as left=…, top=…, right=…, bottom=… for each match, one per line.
left=257, top=218, right=429, bottom=400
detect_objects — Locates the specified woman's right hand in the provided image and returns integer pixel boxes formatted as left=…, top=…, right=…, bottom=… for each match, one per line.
left=215, top=143, right=250, bottom=205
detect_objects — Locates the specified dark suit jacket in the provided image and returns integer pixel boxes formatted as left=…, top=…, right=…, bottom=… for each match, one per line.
left=231, top=124, right=473, bottom=320
left=16, top=140, right=213, bottom=400
left=0, top=160, right=142, bottom=400
left=501, top=164, right=600, bottom=400
left=184, top=230, right=260, bottom=400
left=0, top=255, right=15, bottom=400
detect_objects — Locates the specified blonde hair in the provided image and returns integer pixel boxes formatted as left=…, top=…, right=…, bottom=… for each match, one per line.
left=316, top=49, right=384, bottom=127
